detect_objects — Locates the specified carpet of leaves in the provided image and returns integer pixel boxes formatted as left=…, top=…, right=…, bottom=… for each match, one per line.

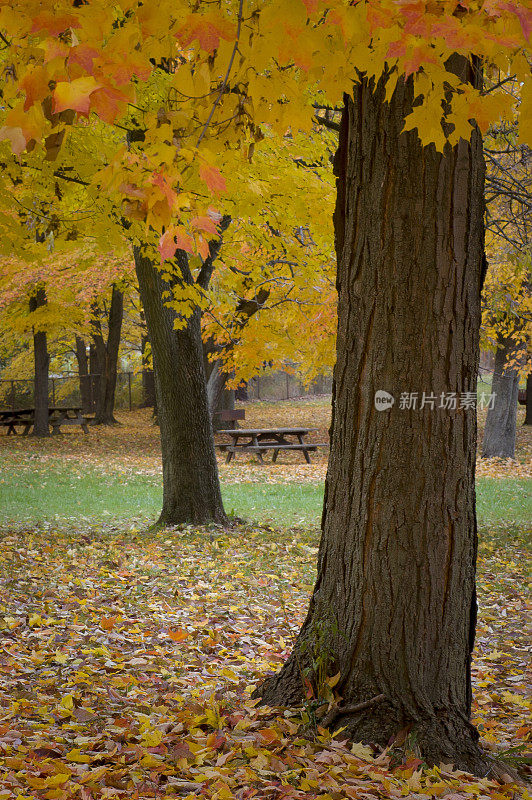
left=0, top=403, right=530, bottom=482
left=0, top=522, right=529, bottom=800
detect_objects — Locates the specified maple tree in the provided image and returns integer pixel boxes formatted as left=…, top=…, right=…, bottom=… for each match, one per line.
left=481, top=255, right=530, bottom=457
left=481, top=106, right=532, bottom=455
left=202, top=129, right=337, bottom=414
left=1, top=0, right=530, bottom=524
left=0, top=0, right=531, bottom=773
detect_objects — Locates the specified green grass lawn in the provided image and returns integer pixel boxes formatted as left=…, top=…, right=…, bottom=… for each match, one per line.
left=0, top=461, right=530, bottom=531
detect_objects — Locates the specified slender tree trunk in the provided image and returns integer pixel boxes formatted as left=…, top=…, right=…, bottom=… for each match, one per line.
left=235, top=381, right=248, bottom=401
left=206, top=288, right=270, bottom=426
left=481, top=334, right=519, bottom=457
left=101, top=285, right=123, bottom=423
left=134, top=246, right=226, bottom=526
left=207, top=361, right=235, bottom=430
left=91, top=286, right=124, bottom=425
left=29, top=288, right=50, bottom=437
left=89, top=341, right=100, bottom=413
left=523, top=371, right=532, bottom=425
left=140, top=324, right=156, bottom=409
left=142, top=366, right=156, bottom=408
left=256, top=62, right=487, bottom=773
left=75, top=336, right=92, bottom=413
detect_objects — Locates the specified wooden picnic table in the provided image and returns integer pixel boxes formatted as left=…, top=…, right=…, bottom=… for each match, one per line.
left=216, top=427, right=326, bottom=464
left=0, top=406, right=91, bottom=436
left=0, top=408, right=34, bottom=436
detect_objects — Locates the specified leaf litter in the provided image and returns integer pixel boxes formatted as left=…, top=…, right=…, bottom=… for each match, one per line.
left=0, top=521, right=529, bottom=800
left=0, top=404, right=530, bottom=481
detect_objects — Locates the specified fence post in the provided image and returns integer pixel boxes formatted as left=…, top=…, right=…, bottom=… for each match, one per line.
left=128, top=371, right=132, bottom=411
left=11, top=380, right=15, bottom=410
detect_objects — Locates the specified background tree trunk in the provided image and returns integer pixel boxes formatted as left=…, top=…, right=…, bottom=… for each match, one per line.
left=205, top=288, right=270, bottom=427
left=256, top=62, right=487, bottom=773
left=207, top=360, right=235, bottom=430
left=481, top=334, right=520, bottom=457
left=29, top=288, right=49, bottom=436
left=523, top=371, right=532, bottom=425
left=91, top=285, right=124, bottom=425
left=75, top=336, right=92, bottom=413
left=89, top=341, right=100, bottom=414
left=134, top=246, right=226, bottom=526
left=139, top=309, right=157, bottom=409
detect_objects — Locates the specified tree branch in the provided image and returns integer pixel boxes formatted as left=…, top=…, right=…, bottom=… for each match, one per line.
left=196, top=215, right=232, bottom=289
left=196, top=0, right=244, bottom=147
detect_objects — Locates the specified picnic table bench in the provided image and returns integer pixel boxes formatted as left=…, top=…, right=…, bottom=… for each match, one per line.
left=0, top=407, right=92, bottom=435
left=213, top=408, right=245, bottom=430
left=216, top=427, right=327, bottom=464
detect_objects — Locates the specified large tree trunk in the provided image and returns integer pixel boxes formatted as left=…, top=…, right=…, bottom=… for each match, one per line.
left=134, top=247, right=226, bottom=526
left=91, top=285, right=124, bottom=425
left=523, top=371, right=532, bottom=425
left=481, top=334, right=519, bottom=457
left=256, top=63, right=487, bottom=773
left=75, top=336, right=92, bottom=413
left=29, top=288, right=50, bottom=437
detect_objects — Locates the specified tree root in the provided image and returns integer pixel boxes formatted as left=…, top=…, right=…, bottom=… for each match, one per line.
left=317, top=693, right=386, bottom=729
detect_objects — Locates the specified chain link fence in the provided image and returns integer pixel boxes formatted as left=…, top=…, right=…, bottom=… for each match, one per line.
left=0, top=372, right=144, bottom=411
left=0, top=369, right=332, bottom=411
left=245, top=372, right=332, bottom=401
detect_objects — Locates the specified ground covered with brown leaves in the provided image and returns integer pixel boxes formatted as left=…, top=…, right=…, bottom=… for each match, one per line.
left=0, top=400, right=530, bottom=799
left=0, top=520, right=529, bottom=800
left=0, top=401, right=530, bottom=482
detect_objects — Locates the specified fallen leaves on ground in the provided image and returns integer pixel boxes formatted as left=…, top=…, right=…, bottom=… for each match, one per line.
left=0, top=522, right=529, bottom=799
left=1, top=403, right=531, bottom=480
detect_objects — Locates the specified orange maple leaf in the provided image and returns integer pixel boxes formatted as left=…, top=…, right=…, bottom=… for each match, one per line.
left=158, top=230, right=177, bottom=262
left=90, top=87, right=130, bottom=125
left=20, top=67, right=50, bottom=111
left=168, top=628, right=188, bottom=642
left=191, top=215, right=218, bottom=236
left=178, top=12, right=236, bottom=53
left=199, top=163, right=227, bottom=195
left=53, top=76, right=101, bottom=115
left=31, top=11, right=80, bottom=35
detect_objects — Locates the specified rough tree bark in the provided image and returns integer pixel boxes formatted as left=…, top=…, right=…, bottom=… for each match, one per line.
left=29, top=288, right=49, bottom=437
left=134, top=246, right=226, bottom=526
left=523, top=371, right=532, bottom=425
left=91, top=285, right=124, bottom=425
left=255, top=61, right=487, bottom=773
left=481, top=334, right=520, bottom=458
left=75, top=336, right=92, bottom=413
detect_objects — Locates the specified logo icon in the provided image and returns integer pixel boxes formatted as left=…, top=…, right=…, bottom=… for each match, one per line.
left=374, top=390, right=394, bottom=411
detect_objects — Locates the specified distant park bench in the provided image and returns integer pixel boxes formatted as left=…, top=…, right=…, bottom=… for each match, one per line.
left=213, top=408, right=245, bottom=429
left=0, top=407, right=93, bottom=435
left=216, top=427, right=327, bottom=464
